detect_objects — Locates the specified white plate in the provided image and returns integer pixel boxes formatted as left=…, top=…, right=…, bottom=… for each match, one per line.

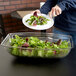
left=22, top=14, right=54, bottom=30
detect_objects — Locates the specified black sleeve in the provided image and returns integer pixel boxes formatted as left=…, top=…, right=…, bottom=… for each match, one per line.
left=57, top=0, right=76, bottom=11
left=40, top=0, right=57, bottom=14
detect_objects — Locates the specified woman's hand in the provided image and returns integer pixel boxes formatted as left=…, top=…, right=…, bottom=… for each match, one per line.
left=31, top=9, right=41, bottom=14
left=49, top=5, right=62, bottom=18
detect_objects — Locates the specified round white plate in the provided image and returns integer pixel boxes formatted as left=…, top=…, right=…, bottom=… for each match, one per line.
left=22, top=14, right=54, bottom=30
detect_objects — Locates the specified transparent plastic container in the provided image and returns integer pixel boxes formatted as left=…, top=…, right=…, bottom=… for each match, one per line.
left=1, top=32, right=73, bottom=58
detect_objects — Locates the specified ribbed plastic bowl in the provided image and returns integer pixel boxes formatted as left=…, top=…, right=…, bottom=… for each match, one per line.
left=1, top=32, right=73, bottom=58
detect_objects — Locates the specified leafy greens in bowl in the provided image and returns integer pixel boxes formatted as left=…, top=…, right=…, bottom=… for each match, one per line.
left=9, top=35, right=71, bottom=58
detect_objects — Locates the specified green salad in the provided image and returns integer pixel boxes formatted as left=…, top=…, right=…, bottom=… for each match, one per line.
left=9, top=35, right=71, bottom=58
left=25, top=12, right=49, bottom=26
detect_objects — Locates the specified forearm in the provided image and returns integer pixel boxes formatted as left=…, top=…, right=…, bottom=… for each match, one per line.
left=40, top=0, right=57, bottom=14
left=57, top=0, right=76, bottom=11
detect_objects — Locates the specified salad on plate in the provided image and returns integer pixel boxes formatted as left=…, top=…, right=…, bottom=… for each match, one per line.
left=22, top=11, right=54, bottom=30
left=25, top=11, right=50, bottom=26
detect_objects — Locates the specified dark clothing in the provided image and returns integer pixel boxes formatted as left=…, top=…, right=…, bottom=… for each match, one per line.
left=40, top=0, right=76, bottom=32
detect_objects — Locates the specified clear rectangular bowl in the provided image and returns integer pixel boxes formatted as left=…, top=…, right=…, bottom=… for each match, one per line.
left=1, top=32, right=73, bottom=58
